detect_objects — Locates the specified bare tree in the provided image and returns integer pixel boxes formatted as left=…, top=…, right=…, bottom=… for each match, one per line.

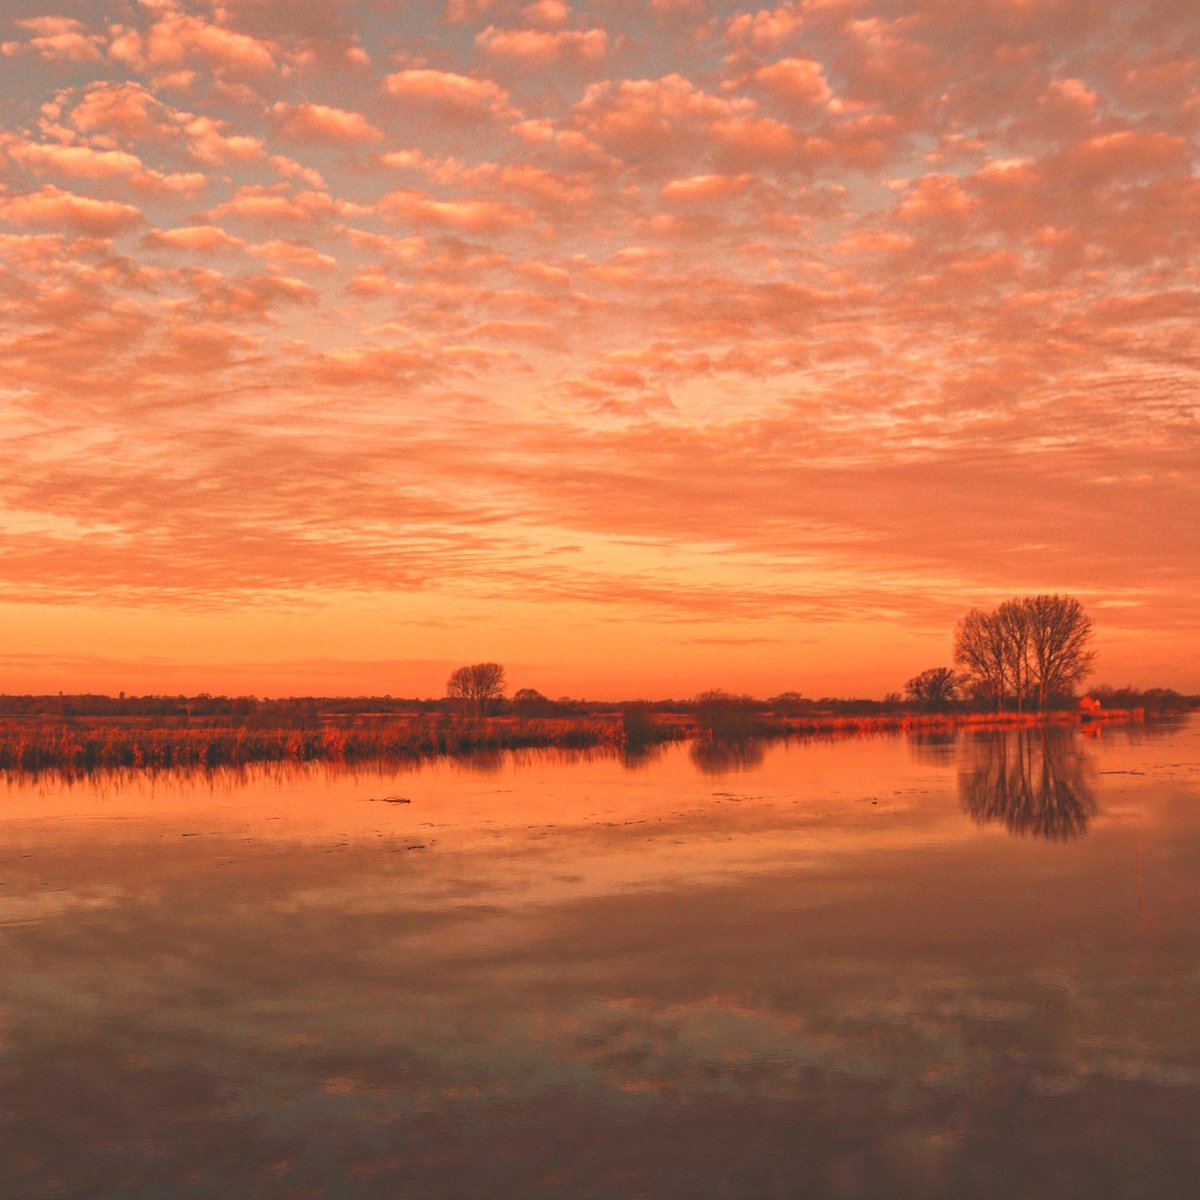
left=953, top=608, right=1009, bottom=712
left=905, top=667, right=962, bottom=711
left=1023, top=594, right=1095, bottom=710
left=955, top=595, right=1095, bottom=712
left=446, top=662, right=506, bottom=718
left=997, top=598, right=1032, bottom=714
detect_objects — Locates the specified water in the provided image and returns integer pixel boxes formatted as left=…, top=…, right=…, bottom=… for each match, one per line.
left=1, top=719, right=1197, bottom=1199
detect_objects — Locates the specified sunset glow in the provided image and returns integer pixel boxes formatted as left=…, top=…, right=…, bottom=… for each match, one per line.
left=1, top=0, right=1196, bottom=698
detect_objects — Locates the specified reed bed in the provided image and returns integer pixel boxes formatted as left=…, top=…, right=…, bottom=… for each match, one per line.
left=0, top=712, right=688, bottom=773
left=0, top=708, right=1142, bottom=774
left=766, top=708, right=1144, bottom=737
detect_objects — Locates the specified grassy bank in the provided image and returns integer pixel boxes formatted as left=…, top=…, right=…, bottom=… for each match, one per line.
left=0, top=707, right=1148, bottom=774
left=0, top=712, right=688, bottom=773
left=760, top=707, right=1146, bottom=737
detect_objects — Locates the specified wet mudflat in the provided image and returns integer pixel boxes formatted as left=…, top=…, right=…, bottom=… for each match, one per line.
left=1, top=720, right=1197, bottom=1199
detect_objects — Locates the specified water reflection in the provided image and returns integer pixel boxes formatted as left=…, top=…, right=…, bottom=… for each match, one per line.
left=958, top=728, right=1098, bottom=841
left=1, top=721, right=1198, bottom=1199
left=454, top=747, right=506, bottom=775
left=907, top=730, right=959, bottom=765
left=620, top=742, right=669, bottom=771
left=689, top=736, right=767, bottom=775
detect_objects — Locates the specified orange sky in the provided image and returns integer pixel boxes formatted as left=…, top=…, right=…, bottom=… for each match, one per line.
left=0, top=1, right=1197, bottom=699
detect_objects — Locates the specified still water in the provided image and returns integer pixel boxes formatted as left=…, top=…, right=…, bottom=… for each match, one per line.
left=1, top=719, right=1197, bottom=1199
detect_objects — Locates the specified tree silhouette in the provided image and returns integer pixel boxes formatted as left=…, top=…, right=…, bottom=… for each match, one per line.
left=904, top=667, right=962, bottom=711
left=512, top=688, right=556, bottom=717
left=1023, top=594, right=1095, bottom=710
left=954, top=608, right=1010, bottom=711
left=446, top=662, right=506, bottom=718
left=955, top=595, right=1095, bottom=711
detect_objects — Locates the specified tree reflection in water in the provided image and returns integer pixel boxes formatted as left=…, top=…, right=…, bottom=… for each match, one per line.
left=689, top=737, right=766, bottom=776
left=959, top=728, right=1098, bottom=840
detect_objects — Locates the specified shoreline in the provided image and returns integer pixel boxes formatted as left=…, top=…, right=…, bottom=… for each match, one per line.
left=0, top=707, right=1156, bottom=775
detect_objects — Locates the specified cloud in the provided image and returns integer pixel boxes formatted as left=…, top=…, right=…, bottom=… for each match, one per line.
left=144, top=224, right=244, bottom=252
left=208, top=186, right=337, bottom=224
left=383, top=69, right=517, bottom=123
left=725, top=5, right=806, bottom=52
left=5, top=139, right=146, bottom=180
left=1063, top=130, right=1190, bottom=181
left=66, top=82, right=179, bottom=141
left=476, top=26, right=610, bottom=65
left=270, top=102, right=384, bottom=143
left=896, top=173, right=977, bottom=223
left=572, top=74, right=756, bottom=170
left=185, top=115, right=266, bottom=165
left=246, top=239, right=337, bottom=271
left=378, top=187, right=531, bottom=232
left=108, top=9, right=280, bottom=76
left=660, top=173, right=753, bottom=203
left=307, top=345, right=445, bottom=385
left=3, top=136, right=206, bottom=196
left=752, top=57, right=833, bottom=111
left=0, top=186, right=145, bottom=235
left=1, top=16, right=104, bottom=64
left=522, top=1, right=570, bottom=28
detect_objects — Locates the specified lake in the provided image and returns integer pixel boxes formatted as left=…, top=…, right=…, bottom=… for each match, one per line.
left=2, top=718, right=1197, bottom=1199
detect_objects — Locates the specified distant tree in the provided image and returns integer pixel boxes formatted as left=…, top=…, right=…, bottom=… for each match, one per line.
left=512, top=687, right=556, bottom=717
left=446, top=662, right=506, bottom=718
left=1022, top=594, right=1095, bottom=710
left=904, top=667, right=962, bottom=711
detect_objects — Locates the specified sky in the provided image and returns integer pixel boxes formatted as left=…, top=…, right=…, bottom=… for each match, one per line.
left=0, top=0, right=1196, bottom=700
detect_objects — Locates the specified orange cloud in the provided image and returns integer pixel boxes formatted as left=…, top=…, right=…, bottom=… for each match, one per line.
left=378, top=187, right=531, bottom=232
left=247, top=240, right=337, bottom=271
left=0, top=186, right=144, bottom=235
left=896, top=174, right=976, bottom=222
left=383, top=69, right=517, bottom=123
left=523, top=1, right=570, bottom=28
left=5, top=140, right=146, bottom=180
left=477, top=26, right=610, bottom=65
left=725, top=5, right=805, bottom=52
left=109, top=10, right=280, bottom=76
left=208, top=186, right=337, bottom=224
left=1, top=16, right=104, bottom=64
left=67, top=82, right=178, bottom=141
left=270, top=102, right=384, bottom=143
left=753, top=57, right=833, bottom=111
left=660, top=173, right=753, bottom=202
left=308, top=345, right=445, bottom=385
left=145, top=224, right=244, bottom=252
